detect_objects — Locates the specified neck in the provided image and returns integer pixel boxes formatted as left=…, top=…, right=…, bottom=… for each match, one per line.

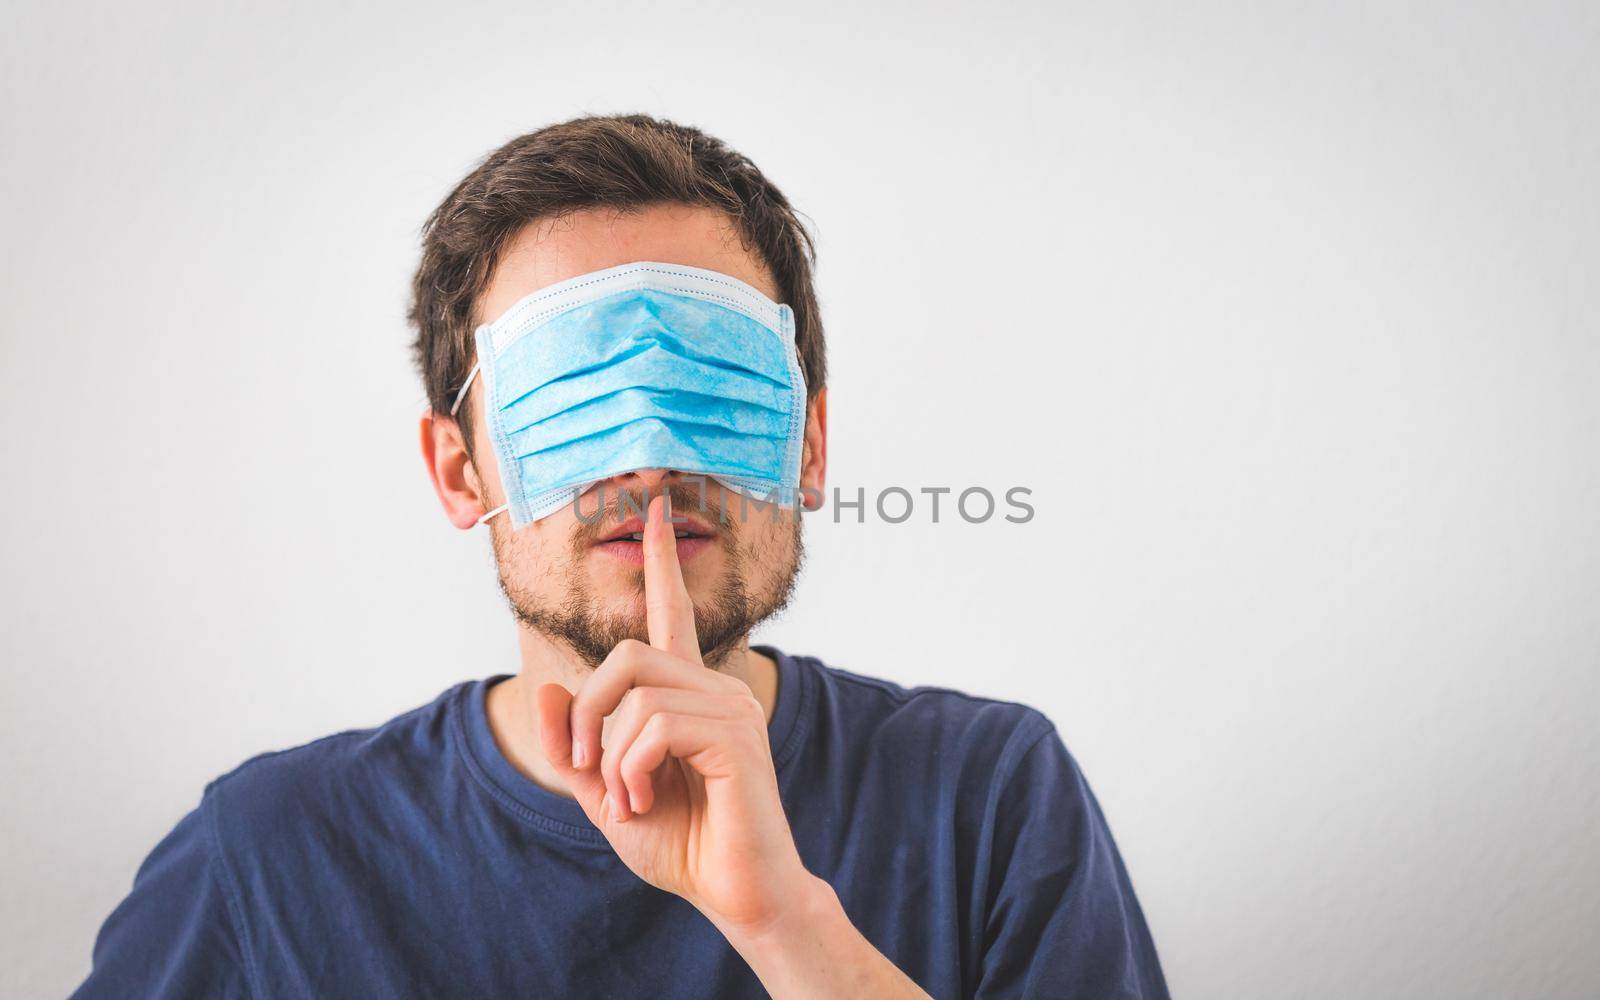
left=483, top=625, right=779, bottom=801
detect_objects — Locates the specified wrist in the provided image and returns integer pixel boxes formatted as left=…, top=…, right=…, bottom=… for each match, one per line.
left=709, top=875, right=930, bottom=999
left=708, top=871, right=840, bottom=953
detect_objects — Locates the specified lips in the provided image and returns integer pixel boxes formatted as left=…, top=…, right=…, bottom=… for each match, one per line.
left=592, top=513, right=718, bottom=566
left=594, top=514, right=717, bottom=544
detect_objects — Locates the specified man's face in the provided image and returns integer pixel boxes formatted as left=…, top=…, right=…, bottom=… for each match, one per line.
left=441, top=204, right=825, bottom=668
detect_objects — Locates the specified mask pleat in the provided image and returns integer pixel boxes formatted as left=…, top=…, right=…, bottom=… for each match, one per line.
left=509, top=397, right=788, bottom=460
left=498, top=346, right=791, bottom=432
left=503, top=293, right=791, bottom=389
left=503, top=389, right=786, bottom=452
left=516, top=418, right=781, bottom=491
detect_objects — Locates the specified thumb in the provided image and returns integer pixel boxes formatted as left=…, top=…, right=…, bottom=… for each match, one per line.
left=534, top=682, right=611, bottom=824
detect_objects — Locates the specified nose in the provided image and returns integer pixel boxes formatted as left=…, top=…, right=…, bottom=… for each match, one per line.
left=619, top=467, right=670, bottom=490
left=611, top=467, right=687, bottom=501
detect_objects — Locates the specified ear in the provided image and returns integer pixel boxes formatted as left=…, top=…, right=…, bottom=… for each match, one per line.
left=420, top=407, right=497, bottom=530
left=798, top=389, right=828, bottom=511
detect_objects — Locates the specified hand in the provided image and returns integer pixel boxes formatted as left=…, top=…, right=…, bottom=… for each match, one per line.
left=533, top=494, right=816, bottom=935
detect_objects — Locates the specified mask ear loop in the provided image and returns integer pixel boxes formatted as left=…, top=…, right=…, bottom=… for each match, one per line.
left=446, top=360, right=507, bottom=526
left=448, top=361, right=479, bottom=418
left=477, top=504, right=508, bottom=524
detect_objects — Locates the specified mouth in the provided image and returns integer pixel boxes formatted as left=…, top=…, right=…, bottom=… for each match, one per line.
left=592, top=515, right=718, bottom=566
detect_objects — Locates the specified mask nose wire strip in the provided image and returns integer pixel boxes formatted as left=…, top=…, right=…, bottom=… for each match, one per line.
left=448, top=361, right=480, bottom=418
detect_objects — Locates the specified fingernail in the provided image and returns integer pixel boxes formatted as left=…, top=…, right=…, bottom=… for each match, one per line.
left=664, top=493, right=673, bottom=521
left=611, top=795, right=626, bottom=823
left=572, top=741, right=586, bottom=768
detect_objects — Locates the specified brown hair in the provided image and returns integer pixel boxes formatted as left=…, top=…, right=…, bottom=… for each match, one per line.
left=407, top=113, right=825, bottom=452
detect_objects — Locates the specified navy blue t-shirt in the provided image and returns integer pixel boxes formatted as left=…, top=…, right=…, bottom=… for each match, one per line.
left=73, top=648, right=1168, bottom=999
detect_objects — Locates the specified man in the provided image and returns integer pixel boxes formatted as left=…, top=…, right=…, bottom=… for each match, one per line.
left=74, top=114, right=1168, bottom=998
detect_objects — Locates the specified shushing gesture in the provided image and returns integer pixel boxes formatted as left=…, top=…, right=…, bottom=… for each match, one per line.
left=533, top=494, right=812, bottom=937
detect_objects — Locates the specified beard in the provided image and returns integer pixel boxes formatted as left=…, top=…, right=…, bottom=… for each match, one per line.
left=490, top=481, right=804, bottom=669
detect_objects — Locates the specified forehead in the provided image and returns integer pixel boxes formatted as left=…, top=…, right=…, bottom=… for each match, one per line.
left=474, top=203, right=781, bottom=327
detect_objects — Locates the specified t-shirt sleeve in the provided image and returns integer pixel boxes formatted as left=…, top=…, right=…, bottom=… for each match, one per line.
left=71, top=788, right=255, bottom=999
left=974, top=721, right=1169, bottom=1000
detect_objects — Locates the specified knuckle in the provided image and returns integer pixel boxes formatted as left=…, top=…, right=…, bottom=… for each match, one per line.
left=735, top=692, right=764, bottom=725
left=612, top=638, right=649, bottom=663
left=642, top=711, right=673, bottom=741
left=618, top=687, right=653, bottom=723
left=572, top=688, right=607, bottom=723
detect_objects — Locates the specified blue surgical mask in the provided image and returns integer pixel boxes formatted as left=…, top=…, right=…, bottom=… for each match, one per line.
left=450, top=260, right=808, bottom=528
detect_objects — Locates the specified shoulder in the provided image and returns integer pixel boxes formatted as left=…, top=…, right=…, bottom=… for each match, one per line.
left=199, top=679, right=472, bottom=847
left=785, top=651, right=1061, bottom=786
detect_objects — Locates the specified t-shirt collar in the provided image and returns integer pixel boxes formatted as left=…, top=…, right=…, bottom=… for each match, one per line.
left=454, top=644, right=810, bottom=845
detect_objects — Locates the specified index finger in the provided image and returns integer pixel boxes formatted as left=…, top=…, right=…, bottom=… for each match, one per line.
left=643, top=492, right=701, bottom=663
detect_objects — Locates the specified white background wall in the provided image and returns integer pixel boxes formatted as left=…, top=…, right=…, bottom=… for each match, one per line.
left=4, top=1, right=1597, bottom=996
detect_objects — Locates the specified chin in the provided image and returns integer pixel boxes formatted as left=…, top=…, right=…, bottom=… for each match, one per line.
left=589, top=588, right=649, bottom=619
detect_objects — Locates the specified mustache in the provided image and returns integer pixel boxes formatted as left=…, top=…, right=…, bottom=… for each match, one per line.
left=569, top=482, right=735, bottom=546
